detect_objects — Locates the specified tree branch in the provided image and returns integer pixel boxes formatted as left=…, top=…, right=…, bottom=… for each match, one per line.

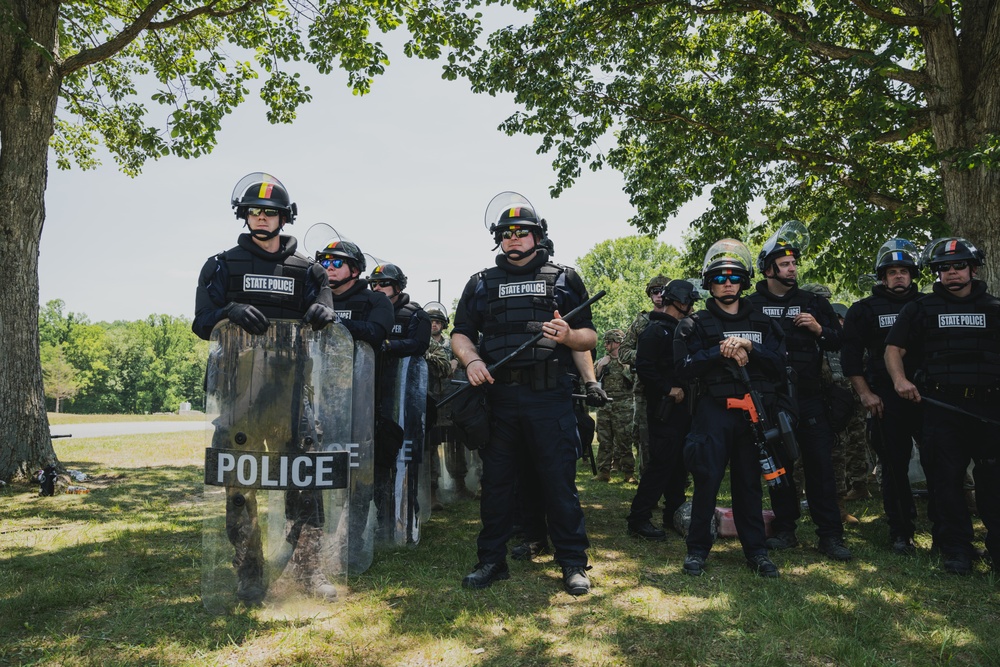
left=847, top=0, right=936, bottom=28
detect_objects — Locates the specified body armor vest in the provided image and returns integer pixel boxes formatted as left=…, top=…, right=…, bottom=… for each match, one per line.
left=917, top=287, right=1000, bottom=388
left=856, top=287, right=918, bottom=385
left=480, top=263, right=564, bottom=367
left=597, top=357, right=633, bottom=396
left=690, top=306, right=777, bottom=401
left=331, top=282, right=375, bottom=322
left=390, top=300, right=421, bottom=340
left=649, top=316, right=680, bottom=380
left=749, top=288, right=822, bottom=392
left=221, top=243, right=310, bottom=319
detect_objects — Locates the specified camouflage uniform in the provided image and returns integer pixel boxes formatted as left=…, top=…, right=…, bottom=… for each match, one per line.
left=596, top=330, right=637, bottom=479
left=620, top=311, right=651, bottom=474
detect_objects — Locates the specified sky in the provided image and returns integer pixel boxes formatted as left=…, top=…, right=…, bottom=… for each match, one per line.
left=39, top=18, right=701, bottom=324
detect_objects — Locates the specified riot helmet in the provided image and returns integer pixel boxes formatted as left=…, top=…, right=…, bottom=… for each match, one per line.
left=921, top=237, right=984, bottom=292
left=799, top=282, right=832, bottom=299
left=875, top=238, right=920, bottom=280
left=484, top=191, right=549, bottom=259
left=645, top=274, right=670, bottom=297
left=425, top=301, right=449, bottom=328
left=702, top=239, right=754, bottom=304
left=369, top=263, right=408, bottom=293
left=757, top=220, right=810, bottom=286
left=316, top=240, right=366, bottom=274
left=231, top=172, right=297, bottom=241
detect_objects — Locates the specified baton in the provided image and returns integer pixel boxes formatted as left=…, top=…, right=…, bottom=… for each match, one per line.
left=921, top=395, right=1000, bottom=426
left=437, top=289, right=607, bottom=408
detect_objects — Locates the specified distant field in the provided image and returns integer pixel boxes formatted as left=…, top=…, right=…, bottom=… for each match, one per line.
left=47, top=412, right=205, bottom=425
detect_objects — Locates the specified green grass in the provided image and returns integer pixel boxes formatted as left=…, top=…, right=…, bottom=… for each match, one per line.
left=48, top=413, right=205, bottom=425
left=2, top=433, right=998, bottom=666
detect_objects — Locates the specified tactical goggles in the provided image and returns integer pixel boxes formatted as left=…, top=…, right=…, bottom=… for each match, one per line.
left=247, top=207, right=281, bottom=218
left=319, top=257, right=346, bottom=269
left=710, top=274, right=745, bottom=285
left=371, top=280, right=396, bottom=288
left=501, top=229, right=532, bottom=240
left=936, top=261, right=969, bottom=272
left=648, top=286, right=665, bottom=296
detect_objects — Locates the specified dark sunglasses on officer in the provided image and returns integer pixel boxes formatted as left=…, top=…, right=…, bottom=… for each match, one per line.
left=247, top=207, right=281, bottom=218
left=710, top=274, right=745, bottom=285
left=937, top=261, right=969, bottom=272
left=501, top=228, right=532, bottom=240
left=370, top=280, right=396, bottom=289
left=319, top=257, right=346, bottom=269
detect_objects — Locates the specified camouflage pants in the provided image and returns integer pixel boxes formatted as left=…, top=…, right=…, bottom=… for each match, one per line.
left=596, top=397, right=637, bottom=476
left=831, top=403, right=871, bottom=495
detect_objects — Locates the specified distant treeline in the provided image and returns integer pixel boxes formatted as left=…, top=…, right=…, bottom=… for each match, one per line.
left=40, top=300, right=208, bottom=414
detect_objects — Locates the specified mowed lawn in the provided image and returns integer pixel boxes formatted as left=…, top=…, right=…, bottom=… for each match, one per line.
left=1, top=426, right=998, bottom=666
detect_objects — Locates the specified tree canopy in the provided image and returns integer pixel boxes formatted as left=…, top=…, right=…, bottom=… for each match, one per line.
left=454, top=1, right=997, bottom=289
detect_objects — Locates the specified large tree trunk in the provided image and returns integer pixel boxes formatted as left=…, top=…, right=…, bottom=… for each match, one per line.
left=920, top=2, right=1000, bottom=292
left=0, top=3, right=63, bottom=481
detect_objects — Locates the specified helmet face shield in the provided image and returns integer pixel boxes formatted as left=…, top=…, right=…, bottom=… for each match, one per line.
left=757, top=220, right=810, bottom=273
left=425, top=301, right=449, bottom=326
left=702, top=239, right=754, bottom=291
left=484, top=191, right=546, bottom=243
left=231, top=172, right=296, bottom=222
left=875, top=238, right=920, bottom=277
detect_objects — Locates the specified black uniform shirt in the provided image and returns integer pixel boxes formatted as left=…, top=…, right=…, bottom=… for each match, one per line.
left=841, top=283, right=920, bottom=386
left=331, top=279, right=395, bottom=347
left=385, top=293, right=431, bottom=358
left=635, top=310, right=683, bottom=400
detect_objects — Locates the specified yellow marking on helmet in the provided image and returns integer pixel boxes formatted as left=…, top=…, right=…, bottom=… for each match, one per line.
left=258, top=182, right=274, bottom=198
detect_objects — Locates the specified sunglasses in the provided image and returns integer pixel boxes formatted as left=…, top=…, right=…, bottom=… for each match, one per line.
left=936, top=261, right=969, bottom=272
left=247, top=207, right=281, bottom=218
left=710, top=274, right=745, bottom=285
left=648, top=287, right=665, bottom=296
left=501, top=229, right=532, bottom=240
left=319, top=257, right=346, bottom=269
left=371, top=280, right=396, bottom=288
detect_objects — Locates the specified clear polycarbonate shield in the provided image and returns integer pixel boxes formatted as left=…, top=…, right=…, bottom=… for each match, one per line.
left=760, top=220, right=811, bottom=259
left=374, top=355, right=430, bottom=547
left=875, top=238, right=920, bottom=273
left=333, top=340, right=377, bottom=574
left=702, top=238, right=754, bottom=275
left=424, top=301, right=449, bottom=322
left=435, top=444, right=482, bottom=504
left=231, top=172, right=287, bottom=208
left=201, top=320, right=354, bottom=614
left=484, top=191, right=535, bottom=233
left=302, top=223, right=342, bottom=257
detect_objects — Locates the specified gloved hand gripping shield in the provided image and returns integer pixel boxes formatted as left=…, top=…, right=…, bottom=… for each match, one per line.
left=201, top=320, right=358, bottom=614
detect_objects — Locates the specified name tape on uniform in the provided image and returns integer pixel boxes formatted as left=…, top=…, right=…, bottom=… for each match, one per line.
left=243, top=274, right=295, bottom=296
left=761, top=306, right=801, bottom=318
left=938, top=313, right=986, bottom=328
left=205, top=448, right=357, bottom=489
left=499, top=281, right=547, bottom=298
left=723, top=331, right=763, bottom=344
left=335, top=310, right=352, bottom=320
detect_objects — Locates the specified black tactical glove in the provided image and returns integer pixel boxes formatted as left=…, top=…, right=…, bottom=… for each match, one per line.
left=223, top=302, right=269, bottom=335
left=303, top=303, right=338, bottom=330
left=585, top=381, right=610, bottom=407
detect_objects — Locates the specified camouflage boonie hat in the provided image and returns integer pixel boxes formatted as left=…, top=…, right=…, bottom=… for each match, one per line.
left=800, top=282, right=832, bottom=298
left=604, top=329, right=625, bottom=343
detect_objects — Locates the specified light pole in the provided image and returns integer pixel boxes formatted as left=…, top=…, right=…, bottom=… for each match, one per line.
left=428, top=278, right=441, bottom=303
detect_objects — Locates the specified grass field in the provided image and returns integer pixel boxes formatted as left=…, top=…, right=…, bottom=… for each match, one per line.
left=47, top=413, right=205, bottom=425
left=1, top=430, right=998, bottom=666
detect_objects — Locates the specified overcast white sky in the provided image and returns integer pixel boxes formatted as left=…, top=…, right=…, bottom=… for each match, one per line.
left=40, top=21, right=700, bottom=323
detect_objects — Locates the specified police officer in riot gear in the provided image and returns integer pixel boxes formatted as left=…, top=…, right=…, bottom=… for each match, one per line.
left=627, top=279, right=699, bottom=540
left=842, top=239, right=925, bottom=555
left=317, top=241, right=394, bottom=346
left=369, top=263, right=432, bottom=357
left=674, top=240, right=787, bottom=577
left=452, top=192, right=597, bottom=595
left=747, top=222, right=852, bottom=561
left=194, top=173, right=337, bottom=604
left=885, top=237, right=1000, bottom=574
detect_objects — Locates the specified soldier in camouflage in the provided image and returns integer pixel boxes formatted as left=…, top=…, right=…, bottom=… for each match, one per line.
left=595, top=328, right=637, bottom=482
left=620, top=275, right=670, bottom=476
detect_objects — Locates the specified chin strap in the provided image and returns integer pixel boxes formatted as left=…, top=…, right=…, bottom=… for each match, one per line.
left=246, top=220, right=283, bottom=241
left=717, top=294, right=741, bottom=305
left=776, top=276, right=797, bottom=288
left=505, top=248, right=536, bottom=261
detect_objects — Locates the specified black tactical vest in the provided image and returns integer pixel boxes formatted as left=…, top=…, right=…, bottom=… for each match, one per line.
left=390, top=299, right=421, bottom=340
left=648, top=315, right=680, bottom=380
left=857, top=286, right=919, bottom=383
left=917, top=285, right=1000, bottom=388
left=480, top=263, right=564, bottom=367
left=690, top=305, right=778, bottom=401
left=331, top=281, right=375, bottom=322
left=221, top=242, right=310, bottom=319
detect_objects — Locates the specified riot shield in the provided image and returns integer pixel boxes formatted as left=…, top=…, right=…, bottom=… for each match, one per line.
left=374, top=355, right=429, bottom=546
left=435, top=441, right=482, bottom=504
left=201, top=320, right=354, bottom=614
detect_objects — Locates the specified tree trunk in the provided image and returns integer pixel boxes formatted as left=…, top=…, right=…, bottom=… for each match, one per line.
left=0, top=3, right=63, bottom=481
left=920, top=2, right=1000, bottom=292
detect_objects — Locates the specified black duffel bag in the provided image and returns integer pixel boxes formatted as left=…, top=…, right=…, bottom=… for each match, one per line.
left=449, top=386, right=491, bottom=451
